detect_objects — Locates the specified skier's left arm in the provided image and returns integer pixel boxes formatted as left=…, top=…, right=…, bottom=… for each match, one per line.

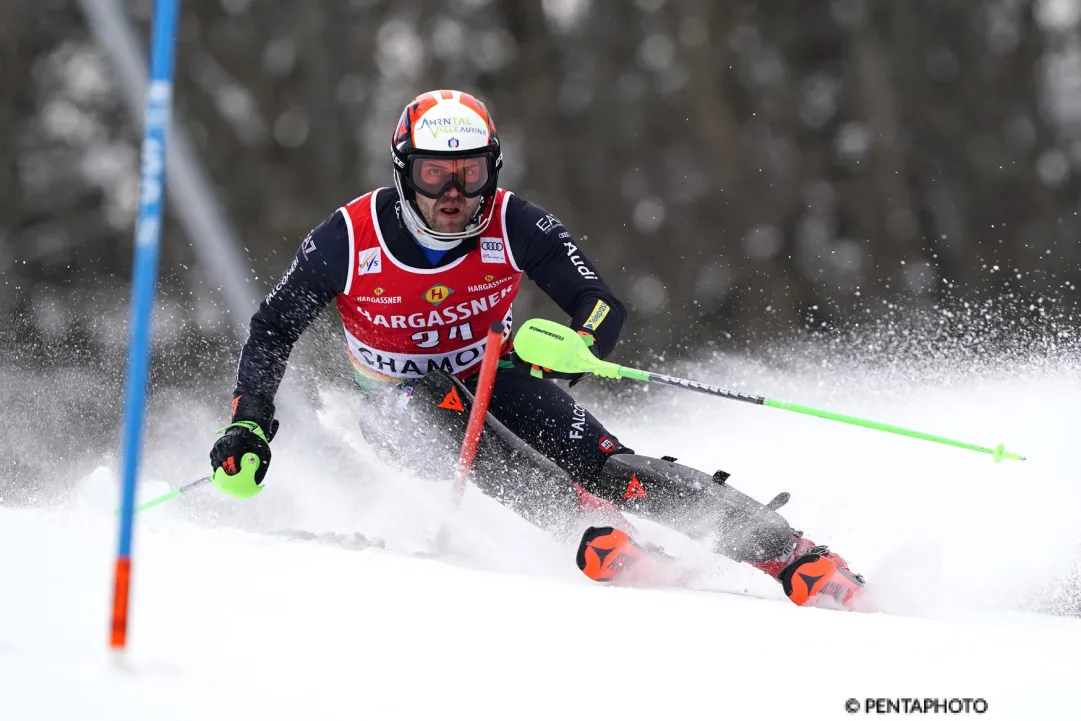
left=506, top=197, right=627, bottom=359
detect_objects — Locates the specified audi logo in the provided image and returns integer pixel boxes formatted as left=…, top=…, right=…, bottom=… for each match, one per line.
left=481, top=241, right=502, bottom=251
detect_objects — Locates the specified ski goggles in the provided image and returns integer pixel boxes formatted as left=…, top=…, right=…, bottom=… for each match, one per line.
left=407, top=154, right=493, bottom=199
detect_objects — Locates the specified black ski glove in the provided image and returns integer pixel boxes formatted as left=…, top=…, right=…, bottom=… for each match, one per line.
left=210, top=422, right=273, bottom=484
left=209, top=394, right=279, bottom=494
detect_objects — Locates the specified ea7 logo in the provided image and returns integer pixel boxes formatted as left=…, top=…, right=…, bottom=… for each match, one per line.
left=300, top=232, right=316, bottom=260
left=536, top=213, right=562, bottom=233
left=358, top=248, right=381, bottom=275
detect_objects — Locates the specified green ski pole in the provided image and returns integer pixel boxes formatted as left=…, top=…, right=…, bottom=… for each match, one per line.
left=114, top=475, right=211, bottom=516
left=513, top=318, right=1026, bottom=463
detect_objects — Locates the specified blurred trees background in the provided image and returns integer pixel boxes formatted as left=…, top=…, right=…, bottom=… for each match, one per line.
left=4, top=0, right=1081, bottom=367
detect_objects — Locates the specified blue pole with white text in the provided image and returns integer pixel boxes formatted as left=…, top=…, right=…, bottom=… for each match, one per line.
left=110, top=0, right=180, bottom=650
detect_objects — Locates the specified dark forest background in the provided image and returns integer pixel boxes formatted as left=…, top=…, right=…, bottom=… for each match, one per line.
left=4, top=0, right=1081, bottom=372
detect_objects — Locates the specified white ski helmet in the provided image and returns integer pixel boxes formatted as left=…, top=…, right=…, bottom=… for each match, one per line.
left=391, top=89, right=503, bottom=242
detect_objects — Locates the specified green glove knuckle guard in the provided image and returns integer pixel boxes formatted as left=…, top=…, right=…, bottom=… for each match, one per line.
left=211, top=421, right=270, bottom=499
left=212, top=452, right=263, bottom=499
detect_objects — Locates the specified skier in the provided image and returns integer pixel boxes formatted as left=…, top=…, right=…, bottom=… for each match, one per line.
left=209, top=89, right=863, bottom=608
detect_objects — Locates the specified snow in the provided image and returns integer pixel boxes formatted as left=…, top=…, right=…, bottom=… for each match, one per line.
left=2, top=354, right=1080, bottom=719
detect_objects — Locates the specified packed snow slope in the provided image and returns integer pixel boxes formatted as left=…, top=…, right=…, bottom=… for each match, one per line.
left=1, top=343, right=1080, bottom=720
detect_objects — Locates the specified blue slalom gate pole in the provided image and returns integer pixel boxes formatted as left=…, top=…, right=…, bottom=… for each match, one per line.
left=111, top=0, right=181, bottom=650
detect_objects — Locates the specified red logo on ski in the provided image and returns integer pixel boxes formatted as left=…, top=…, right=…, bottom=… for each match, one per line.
left=623, top=474, right=647, bottom=499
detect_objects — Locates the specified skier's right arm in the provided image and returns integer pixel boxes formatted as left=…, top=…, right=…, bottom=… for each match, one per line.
left=210, top=210, right=349, bottom=498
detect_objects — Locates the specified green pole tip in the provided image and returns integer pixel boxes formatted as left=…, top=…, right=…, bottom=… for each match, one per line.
left=991, top=444, right=1026, bottom=463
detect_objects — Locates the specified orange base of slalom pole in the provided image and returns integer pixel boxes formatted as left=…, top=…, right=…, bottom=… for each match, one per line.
left=109, top=556, right=131, bottom=649
left=453, top=321, right=505, bottom=498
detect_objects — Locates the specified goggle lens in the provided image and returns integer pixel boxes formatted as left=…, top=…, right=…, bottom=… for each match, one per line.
left=409, top=155, right=490, bottom=198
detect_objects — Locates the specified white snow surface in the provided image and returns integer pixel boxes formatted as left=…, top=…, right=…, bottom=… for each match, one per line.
left=2, top=351, right=1080, bottom=720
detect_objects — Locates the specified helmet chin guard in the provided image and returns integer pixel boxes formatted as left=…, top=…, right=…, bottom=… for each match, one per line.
left=391, top=90, right=502, bottom=242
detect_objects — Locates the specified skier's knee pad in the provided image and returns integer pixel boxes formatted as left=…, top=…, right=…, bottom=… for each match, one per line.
left=596, top=454, right=793, bottom=563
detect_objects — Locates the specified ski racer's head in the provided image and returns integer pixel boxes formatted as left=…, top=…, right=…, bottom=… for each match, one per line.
left=392, top=90, right=502, bottom=242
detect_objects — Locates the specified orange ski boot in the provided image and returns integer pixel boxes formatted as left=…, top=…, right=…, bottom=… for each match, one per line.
left=577, top=526, right=647, bottom=582
left=576, top=526, right=685, bottom=586
left=752, top=533, right=865, bottom=609
left=779, top=550, right=864, bottom=608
